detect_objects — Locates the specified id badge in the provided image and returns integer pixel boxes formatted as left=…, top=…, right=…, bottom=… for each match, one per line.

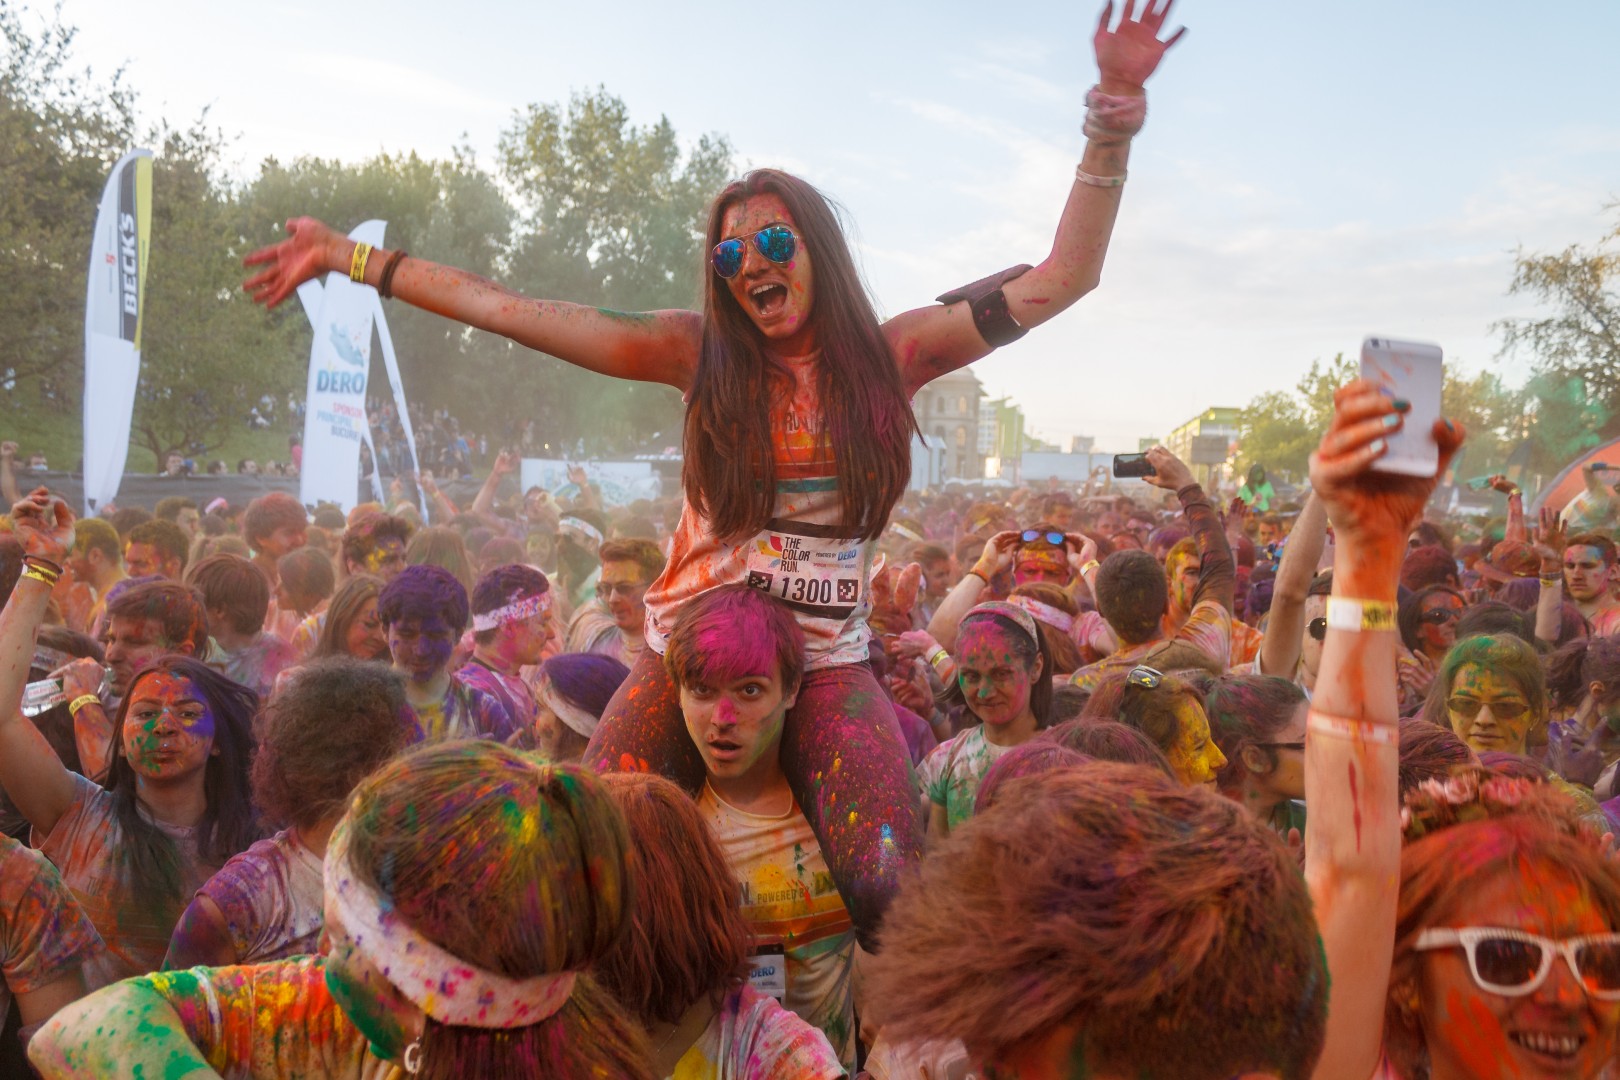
left=747, top=943, right=787, bottom=1002
left=744, top=518, right=864, bottom=620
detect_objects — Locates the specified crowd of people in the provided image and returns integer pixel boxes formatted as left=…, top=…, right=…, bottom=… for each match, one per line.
left=2, top=5, right=1616, bottom=1078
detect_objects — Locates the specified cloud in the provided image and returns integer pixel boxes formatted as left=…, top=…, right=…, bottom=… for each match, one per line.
left=849, top=96, right=1620, bottom=448
left=287, top=51, right=512, bottom=119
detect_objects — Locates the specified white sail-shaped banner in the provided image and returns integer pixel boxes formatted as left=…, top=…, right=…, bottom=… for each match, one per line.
left=82, top=149, right=153, bottom=514
left=297, top=221, right=387, bottom=512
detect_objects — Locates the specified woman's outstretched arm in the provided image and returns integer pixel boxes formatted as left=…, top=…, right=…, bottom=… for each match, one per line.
left=1305, top=382, right=1464, bottom=1080
left=244, top=219, right=702, bottom=390
left=889, top=0, right=1184, bottom=390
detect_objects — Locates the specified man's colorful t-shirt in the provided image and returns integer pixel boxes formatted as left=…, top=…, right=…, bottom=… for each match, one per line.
left=409, top=677, right=516, bottom=743
left=673, top=983, right=844, bottom=1080
left=697, top=783, right=857, bottom=1072
left=456, top=660, right=539, bottom=734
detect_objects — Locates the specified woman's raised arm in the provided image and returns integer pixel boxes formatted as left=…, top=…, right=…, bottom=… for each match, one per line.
left=1305, top=383, right=1463, bottom=1080
left=244, top=217, right=702, bottom=391
left=888, top=0, right=1184, bottom=391
left=0, top=491, right=85, bottom=839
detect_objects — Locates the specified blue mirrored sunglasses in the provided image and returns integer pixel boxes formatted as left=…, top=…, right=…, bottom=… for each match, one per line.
left=712, top=224, right=798, bottom=279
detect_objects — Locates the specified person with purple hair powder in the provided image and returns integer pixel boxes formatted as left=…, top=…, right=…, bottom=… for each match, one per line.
left=240, top=4, right=1183, bottom=950
left=378, top=565, right=515, bottom=742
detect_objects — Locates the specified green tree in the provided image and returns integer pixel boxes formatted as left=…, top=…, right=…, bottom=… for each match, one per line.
left=132, top=119, right=304, bottom=468
left=240, top=145, right=518, bottom=446
left=1496, top=214, right=1620, bottom=438
left=0, top=1, right=136, bottom=412
left=1234, top=355, right=1356, bottom=481
left=497, top=88, right=733, bottom=452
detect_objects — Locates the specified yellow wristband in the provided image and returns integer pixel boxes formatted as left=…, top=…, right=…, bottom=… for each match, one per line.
left=68, top=694, right=102, bottom=716
left=1325, top=597, right=1396, bottom=633
left=21, top=565, right=58, bottom=588
left=927, top=647, right=950, bottom=668
left=1079, top=560, right=1100, bottom=578
left=349, top=242, right=373, bottom=283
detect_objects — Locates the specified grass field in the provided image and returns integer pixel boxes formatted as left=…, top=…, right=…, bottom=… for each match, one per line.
left=0, top=406, right=304, bottom=476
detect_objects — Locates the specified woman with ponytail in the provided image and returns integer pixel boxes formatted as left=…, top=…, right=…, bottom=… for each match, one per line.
left=31, top=741, right=653, bottom=1080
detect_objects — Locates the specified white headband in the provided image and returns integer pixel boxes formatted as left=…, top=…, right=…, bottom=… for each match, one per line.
left=558, top=517, right=603, bottom=546
left=471, top=591, right=552, bottom=633
left=324, top=820, right=577, bottom=1029
left=536, top=676, right=600, bottom=740
left=1009, top=595, right=1076, bottom=634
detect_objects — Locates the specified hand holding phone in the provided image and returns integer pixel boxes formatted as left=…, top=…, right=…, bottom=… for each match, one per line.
left=1360, top=336, right=1444, bottom=477
left=1113, top=453, right=1155, bottom=479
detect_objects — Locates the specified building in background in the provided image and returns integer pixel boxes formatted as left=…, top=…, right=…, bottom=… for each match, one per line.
left=1166, top=406, right=1241, bottom=487
left=916, top=368, right=985, bottom=480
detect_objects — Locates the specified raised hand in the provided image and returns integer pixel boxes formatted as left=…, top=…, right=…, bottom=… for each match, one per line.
left=1548, top=720, right=1607, bottom=789
left=243, top=217, right=346, bottom=309
left=1534, top=506, right=1567, bottom=575
left=493, top=450, right=519, bottom=477
left=1488, top=474, right=1520, bottom=496
left=971, top=531, right=1021, bottom=581
left=1308, top=380, right=1464, bottom=552
left=1094, top=0, right=1186, bottom=94
left=1064, top=532, right=1099, bottom=575
left=9, top=488, right=75, bottom=562
left=1142, top=445, right=1194, bottom=492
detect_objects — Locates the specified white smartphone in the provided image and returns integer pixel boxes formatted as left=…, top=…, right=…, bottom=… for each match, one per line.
left=1360, top=336, right=1443, bottom=477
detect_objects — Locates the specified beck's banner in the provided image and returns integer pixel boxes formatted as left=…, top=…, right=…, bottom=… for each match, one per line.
left=298, top=221, right=386, bottom=512
left=82, top=149, right=153, bottom=514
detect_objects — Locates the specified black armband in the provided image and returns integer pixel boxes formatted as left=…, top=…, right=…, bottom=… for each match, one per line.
left=936, top=263, right=1034, bottom=349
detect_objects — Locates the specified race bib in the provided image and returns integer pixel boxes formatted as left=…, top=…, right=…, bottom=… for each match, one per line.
left=746, top=943, right=787, bottom=1002
left=744, top=518, right=865, bottom=620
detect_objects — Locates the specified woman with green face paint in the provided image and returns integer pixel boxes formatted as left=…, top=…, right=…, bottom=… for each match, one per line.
left=1417, top=634, right=1547, bottom=757
left=30, top=742, right=653, bottom=1080
left=917, top=601, right=1053, bottom=838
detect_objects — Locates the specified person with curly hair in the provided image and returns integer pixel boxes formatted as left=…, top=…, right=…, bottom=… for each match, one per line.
left=163, top=658, right=418, bottom=969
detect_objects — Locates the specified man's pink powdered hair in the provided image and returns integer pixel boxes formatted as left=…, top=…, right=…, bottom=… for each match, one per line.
left=663, top=584, right=805, bottom=695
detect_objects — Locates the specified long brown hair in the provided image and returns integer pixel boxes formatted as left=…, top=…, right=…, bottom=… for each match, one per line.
left=684, top=169, right=916, bottom=542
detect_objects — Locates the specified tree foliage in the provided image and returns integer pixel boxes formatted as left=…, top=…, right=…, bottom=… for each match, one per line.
left=0, top=1, right=136, bottom=409
left=1496, top=215, right=1620, bottom=439
left=2, top=6, right=735, bottom=470
left=496, top=88, right=733, bottom=450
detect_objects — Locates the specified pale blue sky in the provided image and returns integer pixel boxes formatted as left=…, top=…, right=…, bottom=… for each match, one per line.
left=35, top=0, right=1620, bottom=449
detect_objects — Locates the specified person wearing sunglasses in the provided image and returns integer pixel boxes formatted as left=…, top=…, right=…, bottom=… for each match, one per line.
left=564, top=538, right=666, bottom=669
left=1415, top=633, right=1546, bottom=757
left=1307, top=382, right=1620, bottom=1078
left=1393, top=585, right=1466, bottom=712
left=240, top=6, right=1183, bottom=951
left=1205, top=674, right=1308, bottom=837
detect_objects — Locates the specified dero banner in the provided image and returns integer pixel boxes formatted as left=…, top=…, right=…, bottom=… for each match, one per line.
left=297, top=221, right=386, bottom=512
left=295, top=221, right=424, bottom=514
left=82, top=149, right=153, bottom=514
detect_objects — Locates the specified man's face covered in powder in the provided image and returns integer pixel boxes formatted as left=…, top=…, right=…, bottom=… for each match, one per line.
left=955, top=618, right=1040, bottom=728
left=104, top=615, right=176, bottom=697
left=1013, top=543, right=1071, bottom=588
left=386, top=614, right=457, bottom=683
left=121, top=671, right=216, bottom=782
left=361, top=537, right=407, bottom=581
left=680, top=663, right=797, bottom=783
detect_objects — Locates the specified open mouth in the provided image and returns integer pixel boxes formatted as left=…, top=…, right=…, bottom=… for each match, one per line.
left=747, top=282, right=788, bottom=317
left=1511, top=1030, right=1584, bottom=1063
left=707, top=739, right=743, bottom=760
